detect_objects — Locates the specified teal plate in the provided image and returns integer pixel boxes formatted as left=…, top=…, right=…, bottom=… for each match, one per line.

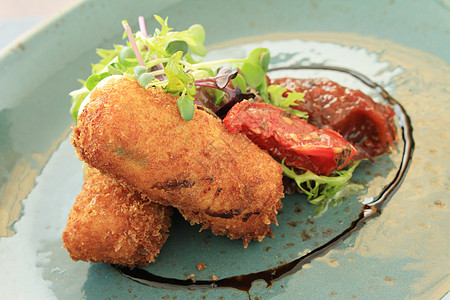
left=1, top=1, right=449, bottom=299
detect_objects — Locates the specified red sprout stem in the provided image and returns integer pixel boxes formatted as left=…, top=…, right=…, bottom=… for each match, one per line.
left=122, top=22, right=145, bottom=67
left=138, top=16, right=148, bottom=38
left=194, top=78, right=215, bottom=84
left=194, top=80, right=235, bottom=97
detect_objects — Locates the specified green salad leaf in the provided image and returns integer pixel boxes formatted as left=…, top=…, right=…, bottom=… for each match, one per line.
left=267, top=85, right=308, bottom=118
left=177, top=94, right=195, bottom=121
left=282, top=161, right=364, bottom=216
left=164, top=51, right=194, bottom=93
left=91, top=46, right=122, bottom=74
left=69, top=87, right=90, bottom=121
left=86, top=72, right=110, bottom=91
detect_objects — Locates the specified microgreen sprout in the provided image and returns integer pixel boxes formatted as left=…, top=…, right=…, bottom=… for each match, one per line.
left=118, top=47, right=137, bottom=67
left=138, top=16, right=148, bottom=38
left=86, top=72, right=109, bottom=91
left=121, top=21, right=145, bottom=66
left=134, top=65, right=147, bottom=80
left=138, top=73, right=156, bottom=88
left=194, top=67, right=237, bottom=92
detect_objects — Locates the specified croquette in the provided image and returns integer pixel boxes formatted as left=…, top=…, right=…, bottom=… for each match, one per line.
left=62, top=167, right=172, bottom=267
left=71, top=76, right=284, bottom=246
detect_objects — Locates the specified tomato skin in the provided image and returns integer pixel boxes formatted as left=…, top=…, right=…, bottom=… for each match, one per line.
left=223, top=101, right=357, bottom=176
left=271, top=78, right=397, bottom=160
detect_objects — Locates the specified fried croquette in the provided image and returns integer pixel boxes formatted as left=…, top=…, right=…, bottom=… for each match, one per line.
left=62, top=167, right=172, bottom=267
left=71, top=76, right=284, bottom=246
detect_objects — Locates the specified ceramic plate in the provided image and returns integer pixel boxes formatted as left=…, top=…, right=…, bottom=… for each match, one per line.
left=1, top=1, right=449, bottom=299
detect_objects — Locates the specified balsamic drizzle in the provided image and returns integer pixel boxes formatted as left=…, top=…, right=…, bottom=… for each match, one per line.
left=114, top=66, right=415, bottom=293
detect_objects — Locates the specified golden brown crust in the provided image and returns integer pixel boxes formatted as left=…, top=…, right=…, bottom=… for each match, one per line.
left=71, top=76, right=284, bottom=246
left=62, top=167, right=172, bottom=267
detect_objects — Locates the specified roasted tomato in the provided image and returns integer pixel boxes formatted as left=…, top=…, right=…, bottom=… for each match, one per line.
left=271, top=78, right=397, bottom=160
left=223, top=101, right=357, bottom=176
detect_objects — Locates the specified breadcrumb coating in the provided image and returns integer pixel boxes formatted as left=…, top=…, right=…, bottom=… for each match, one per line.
left=71, top=76, right=284, bottom=246
left=62, top=167, right=172, bottom=267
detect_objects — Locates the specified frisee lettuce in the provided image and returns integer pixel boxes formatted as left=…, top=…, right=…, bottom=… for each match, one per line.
left=282, top=160, right=364, bottom=216
left=267, top=85, right=308, bottom=119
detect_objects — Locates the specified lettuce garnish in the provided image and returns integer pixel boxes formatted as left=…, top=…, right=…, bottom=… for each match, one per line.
left=267, top=85, right=308, bottom=119
left=69, top=16, right=208, bottom=121
left=69, top=15, right=305, bottom=122
left=283, top=161, right=364, bottom=216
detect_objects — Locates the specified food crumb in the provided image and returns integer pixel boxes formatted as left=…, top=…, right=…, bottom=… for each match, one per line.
left=301, top=229, right=312, bottom=241
left=186, top=274, right=196, bottom=283
left=212, top=275, right=218, bottom=281
left=434, top=200, right=445, bottom=207
left=384, top=276, right=395, bottom=284
left=197, top=262, right=206, bottom=271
